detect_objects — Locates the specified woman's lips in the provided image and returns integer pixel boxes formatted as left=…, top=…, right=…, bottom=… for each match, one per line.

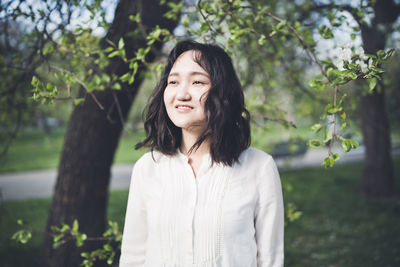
left=175, top=105, right=193, bottom=110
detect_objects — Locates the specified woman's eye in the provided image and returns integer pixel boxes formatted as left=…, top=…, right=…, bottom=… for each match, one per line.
left=168, top=80, right=177, bottom=85
left=193, top=81, right=204, bottom=85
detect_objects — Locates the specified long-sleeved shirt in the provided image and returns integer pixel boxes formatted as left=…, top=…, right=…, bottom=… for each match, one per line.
left=119, top=147, right=284, bottom=267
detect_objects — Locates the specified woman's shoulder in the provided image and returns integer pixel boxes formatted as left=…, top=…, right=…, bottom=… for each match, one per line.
left=133, top=150, right=176, bottom=171
left=133, top=151, right=163, bottom=172
left=238, top=147, right=274, bottom=166
left=238, top=147, right=281, bottom=189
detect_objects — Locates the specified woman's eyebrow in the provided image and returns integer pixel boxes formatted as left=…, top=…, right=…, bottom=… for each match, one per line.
left=168, top=71, right=209, bottom=77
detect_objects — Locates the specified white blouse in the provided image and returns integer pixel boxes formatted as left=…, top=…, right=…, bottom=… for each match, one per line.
left=119, top=147, right=284, bottom=267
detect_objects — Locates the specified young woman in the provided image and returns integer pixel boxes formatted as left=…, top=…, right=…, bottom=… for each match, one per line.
left=119, top=40, right=284, bottom=267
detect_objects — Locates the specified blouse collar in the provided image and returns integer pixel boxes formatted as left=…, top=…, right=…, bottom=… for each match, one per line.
left=176, top=148, right=213, bottom=171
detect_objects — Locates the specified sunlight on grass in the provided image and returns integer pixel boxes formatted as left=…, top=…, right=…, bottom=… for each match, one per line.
left=0, top=128, right=148, bottom=173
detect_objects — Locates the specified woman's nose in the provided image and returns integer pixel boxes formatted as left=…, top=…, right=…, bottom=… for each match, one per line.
left=176, top=82, right=191, bottom=100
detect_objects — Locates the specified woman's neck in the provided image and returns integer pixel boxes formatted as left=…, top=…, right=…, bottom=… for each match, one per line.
left=180, top=129, right=210, bottom=156
left=180, top=129, right=210, bottom=177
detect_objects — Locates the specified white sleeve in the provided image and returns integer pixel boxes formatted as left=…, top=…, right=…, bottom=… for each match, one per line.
left=254, top=156, right=284, bottom=267
left=119, top=159, right=148, bottom=267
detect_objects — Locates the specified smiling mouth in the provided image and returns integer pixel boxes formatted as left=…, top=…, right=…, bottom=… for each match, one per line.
left=175, top=105, right=193, bottom=110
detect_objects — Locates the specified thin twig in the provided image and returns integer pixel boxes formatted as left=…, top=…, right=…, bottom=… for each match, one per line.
left=328, top=84, right=339, bottom=154
left=238, top=5, right=328, bottom=79
left=49, top=65, right=104, bottom=110
left=197, top=0, right=223, bottom=37
left=111, top=90, right=125, bottom=126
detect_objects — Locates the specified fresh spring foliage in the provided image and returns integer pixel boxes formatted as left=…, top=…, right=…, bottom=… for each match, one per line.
left=22, top=0, right=395, bottom=168
left=11, top=200, right=301, bottom=266
left=11, top=220, right=32, bottom=244
left=12, top=219, right=122, bottom=267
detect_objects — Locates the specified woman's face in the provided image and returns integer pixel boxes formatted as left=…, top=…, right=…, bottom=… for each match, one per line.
left=164, top=50, right=211, bottom=134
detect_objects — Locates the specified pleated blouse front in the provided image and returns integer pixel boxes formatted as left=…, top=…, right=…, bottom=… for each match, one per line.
left=119, top=147, right=284, bottom=267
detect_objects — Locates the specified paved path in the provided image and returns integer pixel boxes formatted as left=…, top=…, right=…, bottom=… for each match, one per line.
left=0, top=145, right=399, bottom=201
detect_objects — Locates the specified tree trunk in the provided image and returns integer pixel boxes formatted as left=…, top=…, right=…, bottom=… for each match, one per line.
left=358, top=0, right=398, bottom=198
left=41, top=0, right=178, bottom=266
left=359, top=86, right=395, bottom=197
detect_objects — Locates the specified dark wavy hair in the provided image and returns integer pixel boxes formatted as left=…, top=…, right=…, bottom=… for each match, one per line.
left=135, top=40, right=250, bottom=166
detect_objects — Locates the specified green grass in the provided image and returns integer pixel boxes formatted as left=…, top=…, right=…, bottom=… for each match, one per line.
left=0, top=190, right=129, bottom=267
left=113, top=130, right=148, bottom=164
left=0, top=123, right=315, bottom=173
left=283, top=158, right=400, bottom=267
left=0, top=128, right=147, bottom=173
left=1, top=119, right=398, bottom=174
left=0, top=129, right=66, bottom=173
left=0, top=157, right=399, bottom=266
left=0, top=198, right=50, bottom=267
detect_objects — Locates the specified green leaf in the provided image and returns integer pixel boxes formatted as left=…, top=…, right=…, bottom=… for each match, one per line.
left=128, top=74, right=135, bottom=85
left=72, top=219, right=79, bottom=232
left=258, top=35, right=266, bottom=46
left=76, top=233, right=87, bottom=247
left=327, top=68, right=341, bottom=81
left=31, top=76, right=39, bottom=86
left=322, top=156, right=334, bottom=168
left=377, top=50, right=385, bottom=58
left=276, top=20, right=286, bottom=30
left=384, top=48, right=395, bottom=60
left=309, top=79, right=325, bottom=91
left=53, top=233, right=64, bottom=242
left=338, top=93, right=347, bottom=106
left=131, top=61, right=139, bottom=75
left=120, top=72, right=131, bottom=83
left=129, top=13, right=141, bottom=23
left=107, top=252, right=115, bottom=265
left=345, top=70, right=358, bottom=80
left=108, top=51, right=120, bottom=58
left=60, top=224, right=70, bottom=232
left=74, top=98, right=84, bottom=106
left=43, top=43, right=55, bottom=55
left=290, top=211, right=302, bottom=221
left=82, top=259, right=93, bottom=267
left=310, top=123, right=323, bottom=133
left=308, top=139, right=322, bottom=148
left=323, top=129, right=333, bottom=143
left=327, top=106, right=343, bottom=114
left=342, top=139, right=351, bottom=152
left=81, top=252, right=90, bottom=258
left=318, top=25, right=334, bottom=39
left=103, top=244, right=112, bottom=251
left=342, top=138, right=359, bottom=152
left=93, top=75, right=101, bottom=85
left=367, top=78, right=377, bottom=91
left=118, top=38, right=125, bottom=50
left=112, top=83, right=121, bottom=90
left=331, top=152, right=340, bottom=161
left=181, top=15, right=189, bottom=27
left=101, top=74, right=111, bottom=83
left=103, top=47, right=114, bottom=53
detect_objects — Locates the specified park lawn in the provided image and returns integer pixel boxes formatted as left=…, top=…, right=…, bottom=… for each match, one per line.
left=0, top=123, right=317, bottom=174
left=283, top=159, right=400, bottom=267
left=0, top=129, right=147, bottom=173
left=0, top=157, right=399, bottom=266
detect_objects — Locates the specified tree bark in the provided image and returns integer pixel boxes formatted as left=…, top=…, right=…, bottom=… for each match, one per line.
left=359, top=86, right=395, bottom=197
left=41, top=0, right=178, bottom=266
left=358, top=0, right=399, bottom=198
